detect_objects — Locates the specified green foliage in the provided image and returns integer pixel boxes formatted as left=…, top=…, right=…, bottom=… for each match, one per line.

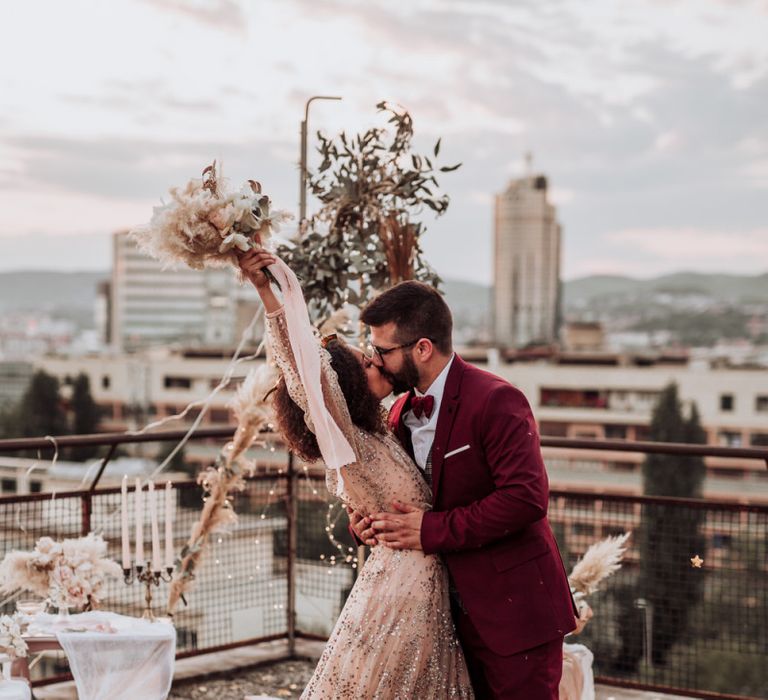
left=643, top=384, right=705, bottom=498
left=0, top=405, right=20, bottom=441
left=730, top=532, right=767, bottom=573
left=692, top=649, right=768, bottom=696
left=69, top=373, right=101, bottom=461
left=639, top=383, right=706, bottom=666
left=279, top=102, right=461, bottom=323
left=1, top=371, right=104, bottom=461
left=17, top=370, right=67, bottom=441
left=609, top=583, right=645, bottom=674
left=627, top=307, right=755, bottom=346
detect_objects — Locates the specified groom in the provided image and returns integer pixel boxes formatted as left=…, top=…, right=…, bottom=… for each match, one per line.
left=351, top=281, right=577, bottom=699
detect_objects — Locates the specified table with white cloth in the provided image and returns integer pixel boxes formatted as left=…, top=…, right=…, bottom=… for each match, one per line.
left=14, top=611, right=176, bottom=700
left=0, top=680, right=31, bottom=700
left=0, top=651, right=31, bottom=700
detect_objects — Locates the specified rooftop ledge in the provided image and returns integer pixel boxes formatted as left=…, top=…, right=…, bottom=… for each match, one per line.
left=33, top=639, right=696, bottom=700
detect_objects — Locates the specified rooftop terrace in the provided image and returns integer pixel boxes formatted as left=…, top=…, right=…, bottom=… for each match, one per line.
left=0, top=428, right=765, bottom=700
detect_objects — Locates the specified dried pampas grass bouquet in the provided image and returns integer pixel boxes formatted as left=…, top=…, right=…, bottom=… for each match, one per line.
left=130, top=161, right=292, bottom=272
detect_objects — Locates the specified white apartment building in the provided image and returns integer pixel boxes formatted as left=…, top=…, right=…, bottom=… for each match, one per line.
left=34, top=350, right=286, bottom=477
left=111, top=231, right=263, bottom=351
left=493, top=172, right=561, bottom=348
left=488, top=357, right=768, bottom=503
left=32, top=350, right=768, bottom=502
left=495, top=360, right=768, bottom=448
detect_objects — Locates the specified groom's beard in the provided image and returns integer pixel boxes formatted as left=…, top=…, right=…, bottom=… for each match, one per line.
left=384, top=353, right=421, bottom=396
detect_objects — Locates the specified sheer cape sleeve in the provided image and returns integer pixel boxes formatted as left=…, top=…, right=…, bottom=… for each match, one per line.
left=264, top=258, right=358, bottom=493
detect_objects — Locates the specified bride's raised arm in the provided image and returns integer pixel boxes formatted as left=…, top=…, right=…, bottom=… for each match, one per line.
left=239, top=250, right=361, bottom=472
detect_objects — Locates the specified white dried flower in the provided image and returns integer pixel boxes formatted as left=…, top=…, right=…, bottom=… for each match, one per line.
left=0, top=534, right=122, bottom=610
left=0, top=613, right=28, bottom=658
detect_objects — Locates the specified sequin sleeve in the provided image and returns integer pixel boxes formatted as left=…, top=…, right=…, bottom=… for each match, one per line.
left=265, top=306, right=362, bottom=468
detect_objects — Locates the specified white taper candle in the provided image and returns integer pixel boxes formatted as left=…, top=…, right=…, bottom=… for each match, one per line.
left=121, top=475, right=130, bottom=569
left=149, top=480, right=161, bottom=572
left=164, top=481, right=174, bottom=569
left=135, top=477, right=144, bottom=566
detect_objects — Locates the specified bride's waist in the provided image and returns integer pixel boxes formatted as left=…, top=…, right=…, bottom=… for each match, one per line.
left=366, top=546, right=440, bottom=565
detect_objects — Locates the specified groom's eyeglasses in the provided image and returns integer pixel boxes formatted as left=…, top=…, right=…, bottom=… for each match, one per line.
left=365, top=338, right=434, bottom=361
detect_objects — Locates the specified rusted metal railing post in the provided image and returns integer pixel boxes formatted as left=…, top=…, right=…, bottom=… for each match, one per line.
left=88, top=443, right=119, bottom=492
left=81, top=492, right=92, bottom=536
left=286, top=451, right=298, bottom=657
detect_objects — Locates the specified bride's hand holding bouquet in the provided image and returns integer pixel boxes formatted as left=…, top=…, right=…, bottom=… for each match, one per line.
left=238, top=248, right=281, bottom=314
left=239, top=248, right=277, bottom=289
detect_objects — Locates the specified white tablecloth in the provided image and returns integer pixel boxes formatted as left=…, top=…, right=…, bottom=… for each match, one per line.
left=0, top=681, right=31, bottom=700
left=30, top=611, right=176, bottom=700
left=562, top=643, right=595, bottom=700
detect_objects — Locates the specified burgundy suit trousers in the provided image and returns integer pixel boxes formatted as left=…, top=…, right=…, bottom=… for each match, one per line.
left=452, top=599, right=563, bottom=700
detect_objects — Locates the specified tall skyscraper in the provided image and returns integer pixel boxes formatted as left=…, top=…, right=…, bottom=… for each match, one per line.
left=493, top=166, right=562, bottom=348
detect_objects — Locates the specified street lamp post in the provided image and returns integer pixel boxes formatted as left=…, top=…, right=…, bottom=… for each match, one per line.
left=299, top=95, right=342, bottom=227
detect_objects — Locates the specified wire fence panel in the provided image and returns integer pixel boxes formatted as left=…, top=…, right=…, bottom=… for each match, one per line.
left=0, top=476, right=291, bottom=683
left=550, top=491, right=768, bottom=699
left=290, top=479, right=768, bottom=699
left=290, top=476, right=356, bottom=637
left=0, top=431, right=766, bottom=698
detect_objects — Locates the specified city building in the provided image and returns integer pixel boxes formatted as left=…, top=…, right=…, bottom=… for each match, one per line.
left=0, top=360, right=34, bottom=408
left=32, top=348, right=768, bottom=503
left=110, top=231, right=264, bottom=351
left=563, top=322, right=605, bottom=352
left=492, top=163, right=562, bottom=348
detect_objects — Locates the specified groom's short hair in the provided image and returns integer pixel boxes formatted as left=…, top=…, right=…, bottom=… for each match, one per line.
left=361, top=281, right=453, bottom=355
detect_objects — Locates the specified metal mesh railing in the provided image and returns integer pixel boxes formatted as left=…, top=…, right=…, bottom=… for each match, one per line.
left=0, top=429, right=766, bottom=698
left=292, top=475, right=768, bottom=699
left=292, top=476, right=356, bottom=638
left=550, top=491, right=768, bottom=699
left=0, top=475, right=291, bottom=682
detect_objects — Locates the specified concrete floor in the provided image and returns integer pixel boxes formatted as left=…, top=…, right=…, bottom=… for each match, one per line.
left=30, top=639, right=693, bottom=700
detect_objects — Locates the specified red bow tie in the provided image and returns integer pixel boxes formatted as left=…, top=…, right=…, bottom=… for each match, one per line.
left=410, top=394, right=435, bottom=420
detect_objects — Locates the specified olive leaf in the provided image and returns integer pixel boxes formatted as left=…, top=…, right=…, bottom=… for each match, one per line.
left=278, top=102, right=459, bottom=326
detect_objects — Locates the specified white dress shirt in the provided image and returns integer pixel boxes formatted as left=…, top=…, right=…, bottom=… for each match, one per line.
left=403, top=355, right=455, bottom=471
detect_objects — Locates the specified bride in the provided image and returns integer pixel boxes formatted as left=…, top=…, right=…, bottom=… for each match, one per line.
left=239, top=249, right=473, bottom=699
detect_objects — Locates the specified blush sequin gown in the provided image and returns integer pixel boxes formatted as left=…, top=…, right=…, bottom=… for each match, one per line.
left=266, top=308, right=474, bottom=700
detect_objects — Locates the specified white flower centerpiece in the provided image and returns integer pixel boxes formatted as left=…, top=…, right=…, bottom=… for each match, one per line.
left=0, top=534, right=123, bottom=617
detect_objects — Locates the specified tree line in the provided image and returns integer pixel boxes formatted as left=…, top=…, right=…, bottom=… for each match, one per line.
left=0, top=370, right=101, bottom=461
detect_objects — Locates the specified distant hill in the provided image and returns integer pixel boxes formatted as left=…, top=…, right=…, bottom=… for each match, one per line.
left=0, top=271, right=108, bottom=312
left=441, top=278, right=491, bottom=323
left=1, top=270, right=764, bottom=343
left=0, top=270, right=493, bottom=332
left=564, top=272, right=768, bottom=307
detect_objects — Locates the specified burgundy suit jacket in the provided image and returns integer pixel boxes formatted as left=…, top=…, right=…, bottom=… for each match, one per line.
left=389, top=355, right=577, bottom=656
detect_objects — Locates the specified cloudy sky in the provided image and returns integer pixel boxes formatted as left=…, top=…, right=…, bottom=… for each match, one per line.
left=1, top=0, right=766, bottom=283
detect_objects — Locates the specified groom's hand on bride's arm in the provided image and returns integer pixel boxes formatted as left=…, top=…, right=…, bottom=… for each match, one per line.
left=370, top=501, right=425, bottom=550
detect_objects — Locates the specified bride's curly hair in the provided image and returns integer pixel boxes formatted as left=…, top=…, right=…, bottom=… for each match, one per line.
left=272, top=341, right=385, bottom=462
